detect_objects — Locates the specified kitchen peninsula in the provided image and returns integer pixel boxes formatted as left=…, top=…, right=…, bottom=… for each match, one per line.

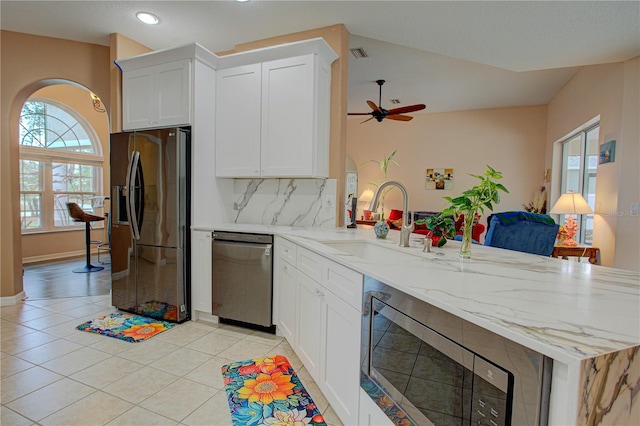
left=201, top=223, right=639, bottom=425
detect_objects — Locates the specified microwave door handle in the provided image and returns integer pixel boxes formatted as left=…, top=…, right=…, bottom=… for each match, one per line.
left=126, top=151, right=141, bottom=240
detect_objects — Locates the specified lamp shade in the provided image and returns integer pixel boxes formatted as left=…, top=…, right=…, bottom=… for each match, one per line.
left=550, top=191, right=593, bottom=215
left=359, top=189, right=374, bottom=203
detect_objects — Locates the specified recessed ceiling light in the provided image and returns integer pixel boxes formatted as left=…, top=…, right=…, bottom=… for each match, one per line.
left=136, top=12, right=159, bottom=25
left=236, top=0, right=250, bottom=2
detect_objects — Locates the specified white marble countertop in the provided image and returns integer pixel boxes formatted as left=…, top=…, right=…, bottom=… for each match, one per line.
left=199, top=223, right=640, bottom=365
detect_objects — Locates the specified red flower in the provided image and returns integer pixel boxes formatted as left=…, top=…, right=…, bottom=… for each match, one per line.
left=238, top=364, right=261, bottom=376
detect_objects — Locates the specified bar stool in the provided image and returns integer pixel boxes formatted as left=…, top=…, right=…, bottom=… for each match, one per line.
left=66, top=202, right=105, bottom=273
left=97, top=212, right=111, bottom=264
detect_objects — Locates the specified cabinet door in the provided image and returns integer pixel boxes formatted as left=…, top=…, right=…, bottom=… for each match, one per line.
left=191, top=230, right=212, bottom=315
left=359, top=389, right=394, bottom=426
left=122, top=60, right=191, bottom=130
left=215, top=63, right=262, bottom=177
left=261, top=54, right=319, bottom=177
left=277, top=259, right=297, bottom=345
left=155, top=59, right=191, bottom=127
left=295, top=271, right=322, bottom=380
left=122, top=67, right=154, bottom=130
left=320, top=287, right=362, bottom=425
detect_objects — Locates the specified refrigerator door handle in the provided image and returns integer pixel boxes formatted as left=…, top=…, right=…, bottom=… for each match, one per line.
left=126, top=151, right=141, bottom=240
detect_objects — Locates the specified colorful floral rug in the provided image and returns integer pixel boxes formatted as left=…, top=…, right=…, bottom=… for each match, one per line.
left=221, top=355, right=326, bottom=425
left=76, top=312, right=175, bottom=343
left=127, top=300, right=178, bottom=322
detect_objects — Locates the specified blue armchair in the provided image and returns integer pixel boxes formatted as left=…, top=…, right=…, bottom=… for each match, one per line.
left=484, top=211, right=559, bottom=256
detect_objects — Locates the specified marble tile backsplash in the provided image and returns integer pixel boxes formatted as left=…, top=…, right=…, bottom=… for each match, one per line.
left=227, top=178, right=337, bottom=228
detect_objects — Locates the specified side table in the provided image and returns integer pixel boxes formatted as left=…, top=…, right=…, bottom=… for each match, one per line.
left=551, top=245, right=600, bottom=264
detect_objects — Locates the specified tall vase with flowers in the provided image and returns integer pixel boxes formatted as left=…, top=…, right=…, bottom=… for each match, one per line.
left=442, top=165, right=509, bottom=259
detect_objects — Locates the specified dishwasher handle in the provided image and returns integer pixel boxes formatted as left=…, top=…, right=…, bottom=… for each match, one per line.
left=212, top=231, right=273, bottom=245
left=212, top=239, right=272, bottom=256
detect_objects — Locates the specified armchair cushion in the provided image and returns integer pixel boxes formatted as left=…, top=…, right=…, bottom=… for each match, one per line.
left=484, top=211, right=559, bottom=256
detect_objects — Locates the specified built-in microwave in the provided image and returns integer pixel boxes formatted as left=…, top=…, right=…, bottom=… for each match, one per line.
left=361, top=276, right=552, bottom=425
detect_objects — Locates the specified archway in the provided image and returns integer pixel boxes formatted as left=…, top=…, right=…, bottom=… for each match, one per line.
left=20, top=83, right=110, bottom=264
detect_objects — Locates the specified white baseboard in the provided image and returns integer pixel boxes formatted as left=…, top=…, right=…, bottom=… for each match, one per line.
left=1, top=291, right=27, bottom=306
left=192, top=310, right=219, bottom=324
left=22, top=249, right=97, bottom=265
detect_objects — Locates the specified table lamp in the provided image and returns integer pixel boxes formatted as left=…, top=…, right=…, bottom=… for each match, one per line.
left=550, top=190, right=593, bottom=246
left=359, top=189, right=374, bottom=220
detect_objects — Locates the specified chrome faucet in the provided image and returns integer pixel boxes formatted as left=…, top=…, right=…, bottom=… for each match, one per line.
left=368, top=180, right=414, bottom=247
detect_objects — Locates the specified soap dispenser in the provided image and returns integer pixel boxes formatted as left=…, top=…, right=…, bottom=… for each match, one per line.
left=347, top=194, right=357, bottom=228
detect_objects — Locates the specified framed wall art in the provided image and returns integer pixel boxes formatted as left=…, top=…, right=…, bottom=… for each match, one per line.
left=599, top=140, right=616, bottom=164
left=426, top=168, right=454, bottom=190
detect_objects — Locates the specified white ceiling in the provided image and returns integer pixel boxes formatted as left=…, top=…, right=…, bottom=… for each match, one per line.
left=2, top=1, right=639, bottom=114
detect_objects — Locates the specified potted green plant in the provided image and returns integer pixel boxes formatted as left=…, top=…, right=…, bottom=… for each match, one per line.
left=442, top=165, right=509, bottom=258
left=418, top=213, right=456, bottom=247
left=360, top=150, right=399, bottom=220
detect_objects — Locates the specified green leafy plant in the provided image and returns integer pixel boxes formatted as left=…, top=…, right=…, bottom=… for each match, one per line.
left=361, top=149, right=399, bottom=179
left=417, top=213, right=456, bottom=247
left=360, top=150, right=399, bottom=219
left=442, top=165, right=509, bottom=218
left=442, top=165, right=509, bottom=257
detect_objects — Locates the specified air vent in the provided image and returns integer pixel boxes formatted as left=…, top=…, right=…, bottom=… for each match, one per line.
left=349, top=47, right=369, bottom=58
left=390, top=99, right=401, bottom=104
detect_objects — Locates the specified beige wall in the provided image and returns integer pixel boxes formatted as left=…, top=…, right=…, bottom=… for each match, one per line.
left=21, top=85, right=110, bottom=262
left=347, top=105, right=549, bottom=233
left=546, top=58, right=639, bottom=270
left=109, top=33, right=152, bottom=133
left=1, top=31, right=110, bottom=299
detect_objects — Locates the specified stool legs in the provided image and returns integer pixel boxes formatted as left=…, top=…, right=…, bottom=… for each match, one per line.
left=73, top=222, right=104, bottom=273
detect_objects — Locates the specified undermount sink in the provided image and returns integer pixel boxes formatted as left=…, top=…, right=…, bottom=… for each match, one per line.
left=320, top=240, right=427, bottom=263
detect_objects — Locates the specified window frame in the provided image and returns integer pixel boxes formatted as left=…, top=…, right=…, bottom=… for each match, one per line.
left=558, top=121, right=599, bottom=245
left=19, top=98, right=104, bottom=234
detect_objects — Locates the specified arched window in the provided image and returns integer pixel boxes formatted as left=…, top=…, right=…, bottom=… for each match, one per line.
left=19, top=98, right=103, bottom=232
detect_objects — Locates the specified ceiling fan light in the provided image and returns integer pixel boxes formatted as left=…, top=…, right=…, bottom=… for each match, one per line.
left=136, top=12, right=159, bottom=25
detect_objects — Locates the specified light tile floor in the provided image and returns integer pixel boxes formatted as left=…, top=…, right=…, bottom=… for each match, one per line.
left=1, top=295, right=343, bottom=425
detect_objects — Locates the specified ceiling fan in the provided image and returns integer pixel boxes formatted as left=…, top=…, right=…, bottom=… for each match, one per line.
left=348, top=79, right=426, bottom=123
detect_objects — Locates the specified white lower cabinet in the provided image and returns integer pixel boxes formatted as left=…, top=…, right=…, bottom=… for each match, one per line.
left=277, top=259, right=297, bottom=344
left=359, top=389, right=395, bottom=426
left=318, top=285, right=362, bottom=425
left=274, top=238, right=363, bottom=426
left=191, top=230, right=212, bottom=318
left=296, top=270, right=323, bottom=378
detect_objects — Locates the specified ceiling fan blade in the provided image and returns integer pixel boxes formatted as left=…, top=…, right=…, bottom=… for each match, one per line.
left=387, top=104, right=426, bottom=115
left=385, top=114, right=413, bottom=121
left=367, top=100, right=382, bottom=113
left=360, top=116, right=375, bottom=124
left=348, top=112, right=373, bottom=116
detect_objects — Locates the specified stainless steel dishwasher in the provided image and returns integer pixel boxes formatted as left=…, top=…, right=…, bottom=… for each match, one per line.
left=211, top=231, right=274, bottom=331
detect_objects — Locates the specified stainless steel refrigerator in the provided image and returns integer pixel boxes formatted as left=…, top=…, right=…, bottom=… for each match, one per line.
left=110, top=127, right=191, bottom=323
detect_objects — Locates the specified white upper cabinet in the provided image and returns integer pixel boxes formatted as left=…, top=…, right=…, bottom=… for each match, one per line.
left=215, top=63, right=262, bottom=176
left=118, top=43, right=218, bottom=132
left=122, top=59, right=192, bottom=130
left=260, top=54, right=329, bottom=177
left=216, top=44, right=336, bottom=178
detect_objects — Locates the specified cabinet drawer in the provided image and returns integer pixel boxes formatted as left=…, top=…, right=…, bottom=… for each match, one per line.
left=277, top=237, right=297, bottom=265
left=323, top=261, right=363, bottom=311
left=297, top=247, right=322, bottom=283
